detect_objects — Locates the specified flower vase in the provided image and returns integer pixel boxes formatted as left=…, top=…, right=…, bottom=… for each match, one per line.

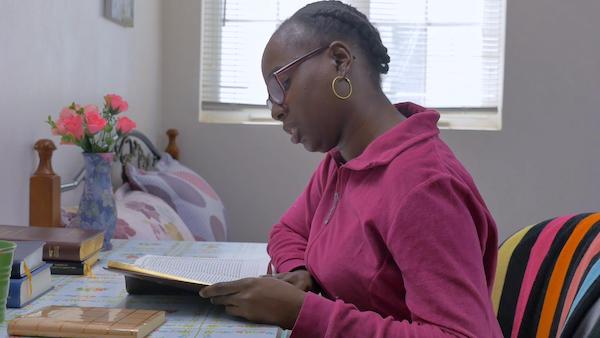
left=78, top=153, right=116, bottom=250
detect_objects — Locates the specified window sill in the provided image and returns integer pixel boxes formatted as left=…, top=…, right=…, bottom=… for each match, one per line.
left=198, top=106, right=502, bottom=131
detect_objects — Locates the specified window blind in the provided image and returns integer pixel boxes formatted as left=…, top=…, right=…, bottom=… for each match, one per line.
left=201, top=0, right=504, bottom=112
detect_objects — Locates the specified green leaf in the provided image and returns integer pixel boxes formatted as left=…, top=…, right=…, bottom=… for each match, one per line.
left=46, top=115, right=56, bottom=127
left=61, top=135, right=73, bottom=144
left=81, top=135, right=92, bottom=152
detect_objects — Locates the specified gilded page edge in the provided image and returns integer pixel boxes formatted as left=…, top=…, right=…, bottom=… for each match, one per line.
left=106, top=260, right=213, bottom=286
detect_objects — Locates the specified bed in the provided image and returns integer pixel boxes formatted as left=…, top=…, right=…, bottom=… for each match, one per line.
left=29, top=129, right=227, bottom=242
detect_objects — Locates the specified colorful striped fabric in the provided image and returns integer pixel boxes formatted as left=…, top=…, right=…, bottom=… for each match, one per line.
left=492, top=213, right=600, bottom=338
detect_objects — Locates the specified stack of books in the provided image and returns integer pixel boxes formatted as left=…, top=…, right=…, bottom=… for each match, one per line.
left=8, top=241, right=53, bottom=308
left=0, top=225, right=104, bottom=277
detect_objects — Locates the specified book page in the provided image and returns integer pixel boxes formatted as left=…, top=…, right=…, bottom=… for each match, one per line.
left=133, top=255, right=269, bottom=285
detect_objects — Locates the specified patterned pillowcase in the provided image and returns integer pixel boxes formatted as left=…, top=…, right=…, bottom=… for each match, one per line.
left=113, top=185, right=195, bottom=240
left=126, top=154, right=227, bottom=241
left=62, top=185, right=195, bottom=241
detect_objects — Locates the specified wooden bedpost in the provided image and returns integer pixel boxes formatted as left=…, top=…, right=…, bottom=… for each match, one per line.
left=30, top=139, right=62, bottom=227
left=165, top=129, right=180, bottom=160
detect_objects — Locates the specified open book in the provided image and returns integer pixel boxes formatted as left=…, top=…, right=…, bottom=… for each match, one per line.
left=106, top=255, right=270, bottom=294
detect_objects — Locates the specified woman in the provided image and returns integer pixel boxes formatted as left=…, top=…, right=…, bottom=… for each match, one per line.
left=200, top=1, right=503, bottom=337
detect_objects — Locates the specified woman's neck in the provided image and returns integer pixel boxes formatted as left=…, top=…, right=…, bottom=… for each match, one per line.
left=337, top=94, right=404, bottom=162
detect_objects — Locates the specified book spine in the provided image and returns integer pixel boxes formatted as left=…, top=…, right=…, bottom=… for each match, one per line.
left=10, top=261, right=23, bottom=278
left=43, top=243, right=81, bottom=262
left=50, top=264, right=85, bottom=275
left=6, top=278, right=22, bottom=308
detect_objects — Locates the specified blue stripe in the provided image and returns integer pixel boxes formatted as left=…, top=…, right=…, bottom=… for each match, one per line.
left=567, top=258, right=600, bottom=319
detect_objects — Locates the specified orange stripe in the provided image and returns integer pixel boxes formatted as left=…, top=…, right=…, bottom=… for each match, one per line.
left=536, top=213, right=600, bottom=338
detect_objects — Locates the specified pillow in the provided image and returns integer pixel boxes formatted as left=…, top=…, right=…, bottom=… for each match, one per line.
left=113, top=184, right=195, bottom=240
left=62, top=185, right=195, bottom=241
left=126, top=154, right=227, bottom=241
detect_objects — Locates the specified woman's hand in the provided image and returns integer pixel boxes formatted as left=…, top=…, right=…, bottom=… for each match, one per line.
left=199, top=277, right=306, bottom=329
left=266, top=269, right=320, bottom=293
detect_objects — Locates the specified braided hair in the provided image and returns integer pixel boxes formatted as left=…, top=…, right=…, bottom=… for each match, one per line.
left=281, top=1, right=391, bottom=85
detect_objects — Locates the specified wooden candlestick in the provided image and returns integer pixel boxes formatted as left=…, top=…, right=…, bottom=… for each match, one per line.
left=29, top=139, right=62, bottom=227
left=165, top=129, right=180, bottom=160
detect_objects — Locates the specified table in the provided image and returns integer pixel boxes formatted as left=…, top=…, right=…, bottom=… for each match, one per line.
left=2, top=240, right=286, bottom=338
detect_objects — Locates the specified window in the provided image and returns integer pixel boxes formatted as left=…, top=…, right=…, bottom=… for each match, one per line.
left=200, top=0, right=505, bottom=130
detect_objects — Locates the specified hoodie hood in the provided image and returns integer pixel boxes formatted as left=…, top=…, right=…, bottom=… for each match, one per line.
left=330, top=102, right=441, bottom=171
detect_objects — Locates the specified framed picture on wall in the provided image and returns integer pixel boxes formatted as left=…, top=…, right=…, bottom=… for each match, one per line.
left=104, top=0, right=134, bottom=27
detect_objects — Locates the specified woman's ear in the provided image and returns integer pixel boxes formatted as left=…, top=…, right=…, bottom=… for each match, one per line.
left=328, top=41, right=353, bottom=75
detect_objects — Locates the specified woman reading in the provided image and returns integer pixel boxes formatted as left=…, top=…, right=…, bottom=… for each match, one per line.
left=201, top=2, right=503, bottom=337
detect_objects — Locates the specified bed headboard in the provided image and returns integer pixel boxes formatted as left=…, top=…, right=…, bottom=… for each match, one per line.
left=116, top=130, right=168, bottom=183
left=29, top=129, right=180, bottom=227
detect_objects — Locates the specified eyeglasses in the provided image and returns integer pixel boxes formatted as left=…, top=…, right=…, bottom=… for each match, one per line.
left=266, top=46, right=328, bottom=109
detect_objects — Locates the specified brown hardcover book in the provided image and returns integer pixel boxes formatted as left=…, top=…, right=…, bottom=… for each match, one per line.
left=0, top=225, right=103, bottom=262
left=8, top=306, right=165, bottom=338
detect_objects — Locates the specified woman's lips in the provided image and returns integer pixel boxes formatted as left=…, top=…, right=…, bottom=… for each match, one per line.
left=284, top=125, right=301, bottom=144
left=290, top=128, right=300, bottom=144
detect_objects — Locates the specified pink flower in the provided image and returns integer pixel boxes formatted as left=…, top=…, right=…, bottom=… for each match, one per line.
left=63, top=114, right=84, bottom=140
left=59, top=107, right=76, bottom=119
left=116, top=116, right=136, bottom=134
left=54, top=107, right=77, bottom=135
left=84, top=105, right=107, bottom=135
left=83, top=105, right=98, bottom=115
left=104, top=94, right=129, bottom=113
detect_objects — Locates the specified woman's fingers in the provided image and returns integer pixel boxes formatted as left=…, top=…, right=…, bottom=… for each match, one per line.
left=200, top=278, right=253, bottom=298
left=224, top=305, right=244, bottom=318
left=257, top=271, right=313, bottom=291
left=261, top=273, right=286, bottom=279
left=209, top=294, right=237, bottom=306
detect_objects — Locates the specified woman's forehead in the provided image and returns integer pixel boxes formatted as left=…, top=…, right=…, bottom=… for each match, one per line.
left=261, top=24, right=314, bottom=75
left=262, top=40, right=298, bottom=74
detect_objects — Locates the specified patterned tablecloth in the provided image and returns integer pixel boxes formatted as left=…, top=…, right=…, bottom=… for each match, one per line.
left=2, top=240, right=286, bottom=338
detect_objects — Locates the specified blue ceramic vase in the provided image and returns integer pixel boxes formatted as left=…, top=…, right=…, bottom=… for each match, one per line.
left=78, top=153, right=116, bottom=250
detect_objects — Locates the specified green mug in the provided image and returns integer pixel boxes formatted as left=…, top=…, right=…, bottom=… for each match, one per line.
left=0, top=240, right=16, bottom=322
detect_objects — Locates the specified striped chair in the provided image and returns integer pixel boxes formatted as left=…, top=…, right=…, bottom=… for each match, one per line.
left=492, top=213, right=600, bottom=338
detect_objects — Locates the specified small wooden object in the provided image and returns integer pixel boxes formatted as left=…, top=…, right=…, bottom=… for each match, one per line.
left=8, top=306, right=166, bottom=338
left=29, top=139, right=62, bottom=227
left=165, top=129, right=180, bottom=160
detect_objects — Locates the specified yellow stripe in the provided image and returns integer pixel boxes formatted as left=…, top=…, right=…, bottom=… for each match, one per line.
left=23, top=262, right=33, bottom=298
left=84, top=263, right=95, bottom=278
left=492, top=224, right=534, bottom=314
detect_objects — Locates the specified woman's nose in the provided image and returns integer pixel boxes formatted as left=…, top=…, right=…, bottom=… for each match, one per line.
left=270, top=103, right=286, bottom=121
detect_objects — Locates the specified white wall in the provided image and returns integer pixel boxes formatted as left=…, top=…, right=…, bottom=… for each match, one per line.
left=163, top=0, right=600, bottom=243
left=0, top=1, right=162, bottom=224
left=442, top=0, right=600, bottom=238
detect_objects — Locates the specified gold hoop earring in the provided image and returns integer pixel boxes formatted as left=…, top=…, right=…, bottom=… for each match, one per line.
left=331, top=75, right=352, bottom=100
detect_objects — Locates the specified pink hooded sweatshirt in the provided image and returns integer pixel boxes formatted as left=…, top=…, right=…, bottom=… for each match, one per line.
left=268, top=103, right=503, bottom=337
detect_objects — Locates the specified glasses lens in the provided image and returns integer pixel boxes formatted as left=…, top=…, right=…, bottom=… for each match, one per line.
left=267, top=76, right=284, bottom=105
left=266, top=98, right=273, bottom=110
